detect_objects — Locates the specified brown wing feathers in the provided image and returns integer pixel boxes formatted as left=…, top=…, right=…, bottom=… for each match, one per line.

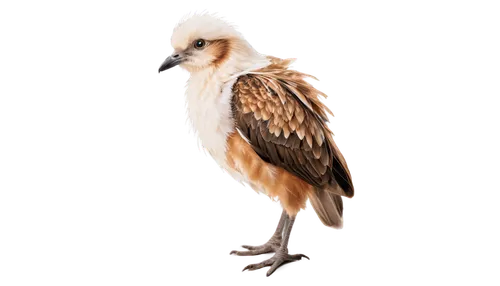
left=232, top=57, right=354, bottom=198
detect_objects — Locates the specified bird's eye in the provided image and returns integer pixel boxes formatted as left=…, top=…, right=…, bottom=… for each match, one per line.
left=194, top=39, right=206, bottom=49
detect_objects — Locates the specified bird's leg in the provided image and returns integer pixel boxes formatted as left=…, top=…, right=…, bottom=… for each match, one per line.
left=242, top=213, right=309, bottom=276
left=230, top=210, right=287, bottom=256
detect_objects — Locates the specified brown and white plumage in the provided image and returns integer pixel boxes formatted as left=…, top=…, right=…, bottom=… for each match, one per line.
left=230, top=57, right=353, bottom=227
left=159, top=14, right=354, bottom=275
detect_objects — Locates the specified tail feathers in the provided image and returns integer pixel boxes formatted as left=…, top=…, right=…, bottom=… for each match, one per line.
left=309, top=189, right=344, bottom=229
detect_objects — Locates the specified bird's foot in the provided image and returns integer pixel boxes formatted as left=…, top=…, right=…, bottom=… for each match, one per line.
left=242, top=249, right=309, bottom=276
left=230, top=235, right=281, bottom=256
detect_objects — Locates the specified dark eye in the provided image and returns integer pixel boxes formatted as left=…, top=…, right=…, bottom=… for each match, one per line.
left=194, top=39, right=206, bottom=49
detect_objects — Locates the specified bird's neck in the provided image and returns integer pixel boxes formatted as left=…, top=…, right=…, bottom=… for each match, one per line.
left=189, top=52, right=270, bottom=84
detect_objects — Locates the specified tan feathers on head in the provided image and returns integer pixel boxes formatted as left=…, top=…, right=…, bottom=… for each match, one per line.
left=169, top=14, right=264, bottom=73
left=209, top=39, right=232, bottom=67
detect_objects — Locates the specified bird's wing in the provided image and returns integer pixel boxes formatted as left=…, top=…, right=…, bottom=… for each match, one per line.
left=231, top=57, right=354, bottom=197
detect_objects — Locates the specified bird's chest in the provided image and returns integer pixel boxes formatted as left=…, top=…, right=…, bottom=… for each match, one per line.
left=185, top=76, right=237, bottom=168
left=185, top=73, right=258, bottom=191
left=188, top=102, right=234, bottom=162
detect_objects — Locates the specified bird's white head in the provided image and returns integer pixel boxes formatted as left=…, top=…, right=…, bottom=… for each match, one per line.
left=159, top=14, right=266, bottom=75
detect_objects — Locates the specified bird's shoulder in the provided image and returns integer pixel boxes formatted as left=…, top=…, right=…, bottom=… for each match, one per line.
left=231, top=56, right=332, bottom=148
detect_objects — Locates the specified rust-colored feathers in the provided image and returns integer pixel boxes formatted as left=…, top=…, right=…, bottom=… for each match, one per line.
left=231, top=57, right=354, bottom=228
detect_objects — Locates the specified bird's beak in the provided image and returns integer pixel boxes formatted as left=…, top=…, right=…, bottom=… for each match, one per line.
left=158, top=53, right=185, bottom=73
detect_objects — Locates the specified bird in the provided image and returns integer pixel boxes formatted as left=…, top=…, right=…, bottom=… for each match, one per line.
left=158, top=14, right=354, bottom=276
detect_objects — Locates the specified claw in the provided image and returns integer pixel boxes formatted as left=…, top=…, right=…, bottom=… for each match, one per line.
left=240, top=264, right=248, bottom=275
left=292, top=254, right=310, bottom=260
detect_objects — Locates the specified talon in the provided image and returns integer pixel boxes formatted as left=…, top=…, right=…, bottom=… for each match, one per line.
left=299, top=253, right=309, bottom=261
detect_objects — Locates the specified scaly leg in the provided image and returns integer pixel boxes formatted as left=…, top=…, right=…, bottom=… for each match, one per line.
left=242, top=213, right=309, bottom=276
left=230, top=210, right=287, bottom=256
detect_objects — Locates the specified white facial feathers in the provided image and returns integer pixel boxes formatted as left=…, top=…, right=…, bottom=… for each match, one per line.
left=169, top=13, right=268, bottom=75
left=171, top=14, right=242, bottom=50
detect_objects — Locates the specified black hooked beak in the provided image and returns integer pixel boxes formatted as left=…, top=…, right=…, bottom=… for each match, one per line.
left=158, top=53, right=184, bottom=73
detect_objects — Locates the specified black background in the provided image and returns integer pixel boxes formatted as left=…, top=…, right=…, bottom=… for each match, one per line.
left=105, top=1, right=383, bottom=283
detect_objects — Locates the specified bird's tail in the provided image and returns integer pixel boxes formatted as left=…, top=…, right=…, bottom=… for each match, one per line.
left=309, top=189, right=343, bottom=229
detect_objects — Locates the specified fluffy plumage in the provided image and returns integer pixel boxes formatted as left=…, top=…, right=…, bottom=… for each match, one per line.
left=170, top=14, right=267, bottom=73
left=159, top=14, right=354, bottom=275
